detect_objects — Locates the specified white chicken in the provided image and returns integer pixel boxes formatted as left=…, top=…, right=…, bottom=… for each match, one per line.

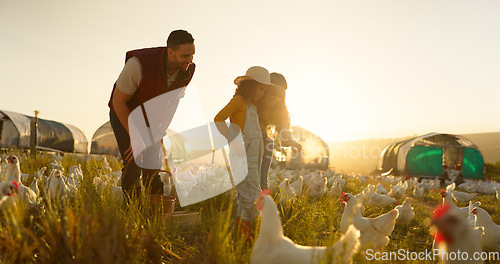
left=268, top=177, right=279, bottom=192
left=431, top=204, right=483, bottom=264
left=446, top=182, right=479, bottom=203
left=4, top=155, right=38, bottom=203
left=251, top=190, right=361, bottom=264
left=279, top=179, right=297, bottom=206
left=49, top=160, right=64, bottom=174
left=469, top=202, right=500, bottom=252
left=93, top=177, right=124, bottom=204
left=429, top=177, right=441, bottom=190
left=376, top=183, right=387, bottom=195
left=289, top=176, right=303, bottom=196
left=102, top=156, right=112, bottom=173
left=67, top=165, right=81, bottom=188
left=0, top=181, right=20, bottom=208
left=47, top=169, right=70, bottom=200
left=395, top=197, right=414, bottom=225
left=329, top=181, right=342, bottom=197
left=413, top=186, right=424, bottom=199
left=335, top=176, right=347, bottom=188
left=450, top=190, right=478, bottom=203
left=307, top=177, right=327, bottom=198
left=20, top=166, right=46, bottom=184
left=495, top=187, right=499, bottom=200
left=359, top=185, right=396, bottom=207
left=388, top=182, right=405, bottom=200
left=340, top=192, right=399, bottom=250
left=101, top=170, right=122, bottom=186
left=440, top=190, right=468, bottom=219
left=406, top=176, right=418, bottom=190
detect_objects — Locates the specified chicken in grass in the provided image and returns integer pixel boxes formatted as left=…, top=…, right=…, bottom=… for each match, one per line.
left=362, top=185, right=397, bottom=207
left=289, top=176, right=303, bottom=196
left=450, top=190, right=478, bottom=203
left=67, top=165, right=81, bottom=189
left=440, top=190, right=468, bottom=219
left=47, top=169, right=70, bottom=200
left=102, top=156, right=112, bottom=174
left=307, top=177, right=327, bottom=198
left=340, top=192, right=399, bottom=250
left=251, top=190, right=360, bottom=264
left=329, top=180, right=342, bottom=197
left=93, top=177, right=124, bottom=204
left=279, top=179, right=297, bottom=206
left=413, top=186, right=424, bottom=199
left=395, top=197, right=414, bottom=225
left=431, top=204, right=483, bottom=264
left=4, top=155, right=38, bottom=203
left=469, top=202, right=500, bottom=252
left=388, top=182, right=405, bottom=199
left=0, top=181, right=20, bottom=208
left=376, top=183, right=387, bottom=195
left=446, top=182, right=478, bottom=203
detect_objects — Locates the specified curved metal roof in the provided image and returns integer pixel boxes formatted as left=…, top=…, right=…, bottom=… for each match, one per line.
left=0, top=110, right=88, bottom=153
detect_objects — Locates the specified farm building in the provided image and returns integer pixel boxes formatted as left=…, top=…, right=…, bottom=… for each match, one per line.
left=378, top=132, right=484, bottom=179
left=0, top=109, right=88, bottom=153
left=90, top=121, right=120, bottom=156
left=91, top=121, right=188, bottom=161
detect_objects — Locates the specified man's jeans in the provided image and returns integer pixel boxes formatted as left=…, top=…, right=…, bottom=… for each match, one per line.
left=109, top=110, right=163, bottom=199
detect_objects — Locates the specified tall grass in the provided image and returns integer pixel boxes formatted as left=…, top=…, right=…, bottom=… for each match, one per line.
left=0, top=152, right=498, bottom=263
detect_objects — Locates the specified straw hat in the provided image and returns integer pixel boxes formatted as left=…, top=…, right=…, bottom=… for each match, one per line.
left=234, top=66, right=275, bottom=86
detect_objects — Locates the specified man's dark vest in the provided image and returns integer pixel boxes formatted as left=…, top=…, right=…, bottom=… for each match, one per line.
left=108, top=46, right=196, bottom=112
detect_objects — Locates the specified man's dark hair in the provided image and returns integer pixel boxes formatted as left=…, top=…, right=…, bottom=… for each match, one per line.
left=167, top=30, right=194, bottom=50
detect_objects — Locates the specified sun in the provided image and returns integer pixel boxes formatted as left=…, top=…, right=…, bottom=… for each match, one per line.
left=284, top=77, right=365, bottom=142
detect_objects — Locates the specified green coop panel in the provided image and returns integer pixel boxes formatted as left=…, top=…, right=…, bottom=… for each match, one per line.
left=462, top=148, right=484, bottom=179
left=406, top=146, right=443, bottom=176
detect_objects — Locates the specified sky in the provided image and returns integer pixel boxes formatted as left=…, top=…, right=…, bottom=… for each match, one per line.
left=1, top=0, right=500, bottom=147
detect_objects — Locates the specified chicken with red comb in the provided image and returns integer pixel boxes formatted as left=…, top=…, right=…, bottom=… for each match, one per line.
left=431, top=204, right=483, bottom=263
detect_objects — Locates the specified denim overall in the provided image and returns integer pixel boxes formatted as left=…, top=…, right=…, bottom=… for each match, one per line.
left=236, top=104, right=263, bottom=221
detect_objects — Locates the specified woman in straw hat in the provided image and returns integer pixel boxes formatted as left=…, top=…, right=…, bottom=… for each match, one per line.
left=214, top=66, right=276, bottom=238
left=257, top=72, right=302, bottom=190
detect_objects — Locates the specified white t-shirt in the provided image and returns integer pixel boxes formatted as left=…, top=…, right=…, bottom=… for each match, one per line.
left=116, top=57, right=179, bottom=95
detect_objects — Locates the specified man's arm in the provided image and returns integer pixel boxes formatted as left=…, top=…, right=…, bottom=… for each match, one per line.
left=112, top=89, right=133, bottom=134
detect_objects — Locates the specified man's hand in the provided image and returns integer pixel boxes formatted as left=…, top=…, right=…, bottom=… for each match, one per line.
left=124, top=145, right=134, bottom=163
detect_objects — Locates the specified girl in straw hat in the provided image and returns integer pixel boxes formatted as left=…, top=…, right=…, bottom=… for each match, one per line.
left=214, top=66, right=276, bottom=237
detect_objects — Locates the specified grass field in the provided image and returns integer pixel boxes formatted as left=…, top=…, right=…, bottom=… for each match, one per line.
left=0, top=152, right=499, bottom=263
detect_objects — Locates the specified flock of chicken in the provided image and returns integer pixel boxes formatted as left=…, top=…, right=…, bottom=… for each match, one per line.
left=0, top=154, right=174, bottom=210
left=0, top=153, right=499, bottom=263
left=251, top=167, right=500, bottom=264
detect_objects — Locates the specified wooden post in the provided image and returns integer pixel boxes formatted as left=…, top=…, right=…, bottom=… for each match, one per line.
left=30, top=110, right=39, bottom=160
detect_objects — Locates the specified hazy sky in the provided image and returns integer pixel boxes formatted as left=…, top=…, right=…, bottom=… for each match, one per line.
left=1, top=0, right=499, bottom=145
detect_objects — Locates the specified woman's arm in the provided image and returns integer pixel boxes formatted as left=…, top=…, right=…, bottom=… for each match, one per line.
left=273, top=100, right=302, bottom=151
